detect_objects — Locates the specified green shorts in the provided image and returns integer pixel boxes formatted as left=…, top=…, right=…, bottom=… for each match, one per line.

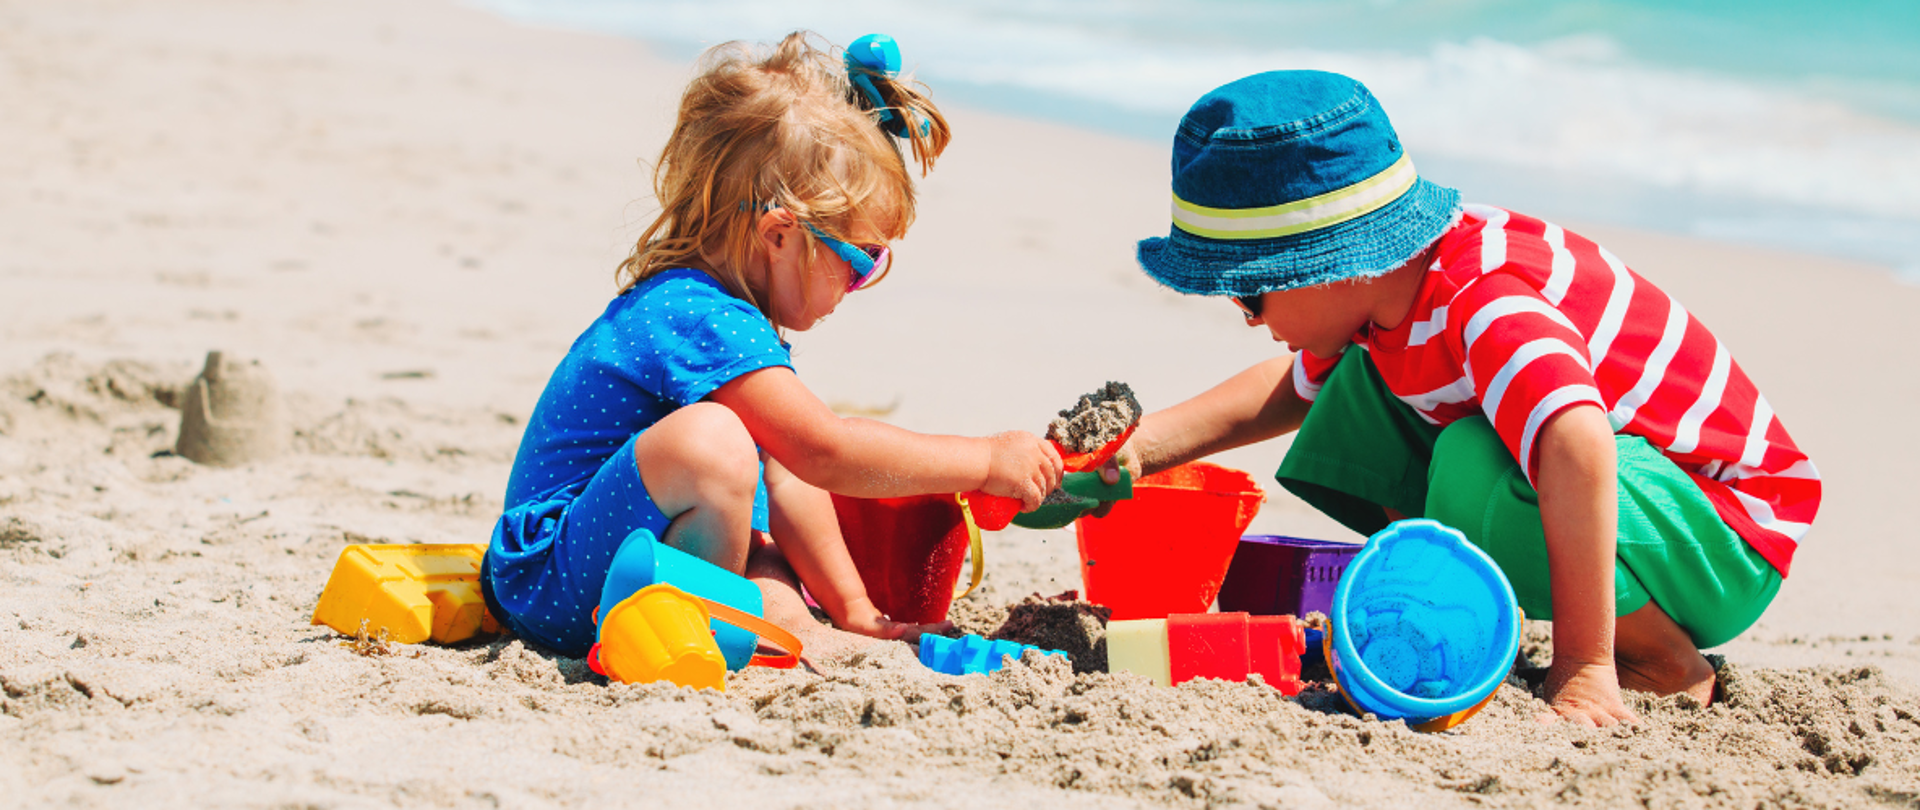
left=1276, top=351, right=1780, bottom=649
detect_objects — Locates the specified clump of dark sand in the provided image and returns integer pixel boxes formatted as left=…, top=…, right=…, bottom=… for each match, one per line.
left=991, top=592, right=1111, bottom=674
left=1046, top=381, right=1140, bottom=454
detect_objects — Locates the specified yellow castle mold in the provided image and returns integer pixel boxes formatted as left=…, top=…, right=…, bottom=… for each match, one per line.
left=312, top=543, right=499, bottom=645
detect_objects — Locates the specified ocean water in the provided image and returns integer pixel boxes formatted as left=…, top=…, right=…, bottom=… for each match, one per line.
left=475, top=0, right=1920, bottom=279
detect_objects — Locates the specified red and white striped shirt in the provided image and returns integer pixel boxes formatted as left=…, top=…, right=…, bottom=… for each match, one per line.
left=1294, top=205, right=1819, bottom=575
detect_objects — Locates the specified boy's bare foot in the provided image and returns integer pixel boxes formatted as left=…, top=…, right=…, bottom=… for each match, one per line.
left=1613, top=599, right=1717, bottom=705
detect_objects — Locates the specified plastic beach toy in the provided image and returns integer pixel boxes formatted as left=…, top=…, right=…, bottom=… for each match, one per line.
left=1009, top=469, right=1133, bottom=530
left=964, top=422, right=1139, bottom=532
left=834, top=397, right=1140, bottom=622
left=832, top=493, right=978, bottom=625
left=589, top=536, right=803, bottom=690
left=1217, top=535, right=1361, bottom=619
left=1326, top=519, right=1521, bottom=732
left=312, top=543, right=499, bottom=645
left=590, top=583, right=802, bottom=690
left=918, top=633, right=1066, bottom=675
left=597, top=529, right=768, bottom=670
left=1073, top=462, right=1266, bottom=620
left=1106, top=613, right=1304, bottom=695
left=593, top=584, right=729, bottom=691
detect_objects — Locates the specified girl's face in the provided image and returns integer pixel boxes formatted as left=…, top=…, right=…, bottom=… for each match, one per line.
left=758, top=210, right=891, bottom=332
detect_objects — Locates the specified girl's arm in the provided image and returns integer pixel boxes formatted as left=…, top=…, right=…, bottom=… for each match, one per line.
left=761, top=452, right=946, bottom=640
left=1111, top=355, right=1312, bottom=480
left=709, top=366, right=1062, bottom=509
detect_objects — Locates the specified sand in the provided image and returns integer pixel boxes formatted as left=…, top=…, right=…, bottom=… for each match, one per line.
left=1047, top=382, right=1143, bottom=455
left=5, top=0, right=1920, bottom=806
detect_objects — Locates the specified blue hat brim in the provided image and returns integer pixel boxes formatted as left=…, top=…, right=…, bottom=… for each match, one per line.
left=1136, top=178, right=1462, bottom=297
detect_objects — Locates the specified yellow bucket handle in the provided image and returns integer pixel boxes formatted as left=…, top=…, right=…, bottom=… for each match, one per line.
left=952, top=493, right=985, bottom=600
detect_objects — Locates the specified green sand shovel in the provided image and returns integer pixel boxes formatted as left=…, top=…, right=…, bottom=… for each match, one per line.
left=1010, top=468, right=1134, bottom=530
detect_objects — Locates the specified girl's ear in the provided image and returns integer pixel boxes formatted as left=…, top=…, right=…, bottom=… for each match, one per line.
left=756, top=207, right=798, bottom=253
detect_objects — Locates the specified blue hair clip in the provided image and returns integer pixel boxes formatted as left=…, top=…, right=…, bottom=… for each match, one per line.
left=845, top=33, right=929, bottom=140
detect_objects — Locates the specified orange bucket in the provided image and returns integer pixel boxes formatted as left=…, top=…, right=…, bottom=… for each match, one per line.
left=831, top=493, right=972, bottom=625
left=1073, top=462, right=1266, bottom=620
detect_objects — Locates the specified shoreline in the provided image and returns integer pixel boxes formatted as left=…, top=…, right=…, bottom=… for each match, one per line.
left=470, top=0, right=1920, bottom=283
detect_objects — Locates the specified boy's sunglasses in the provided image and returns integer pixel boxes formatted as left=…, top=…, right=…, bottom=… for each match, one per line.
left=804, top=224, right=889, bottom=293
left=1232, top=293, right=1263, bottom=321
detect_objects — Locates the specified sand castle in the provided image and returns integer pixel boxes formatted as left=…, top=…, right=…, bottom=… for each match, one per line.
left=174, top=350, right=288, bottom=467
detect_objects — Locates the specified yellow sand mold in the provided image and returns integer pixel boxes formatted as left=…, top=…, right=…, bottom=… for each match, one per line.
left=312, top=543, right=500, bottom=645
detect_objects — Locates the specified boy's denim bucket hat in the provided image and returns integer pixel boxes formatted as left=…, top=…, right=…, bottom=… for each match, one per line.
left=1137, top=71, right=1461, bottom=297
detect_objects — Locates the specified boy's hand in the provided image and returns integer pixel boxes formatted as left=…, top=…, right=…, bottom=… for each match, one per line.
left=1090, top=441, right=1144, bottom=518
left=983, top=431, right=1064, bottom=511
left=1539, top=658, right=1641, bottom=727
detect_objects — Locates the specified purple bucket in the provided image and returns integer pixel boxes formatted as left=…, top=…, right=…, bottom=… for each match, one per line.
left=1216, top=535, right=1360, bottom=618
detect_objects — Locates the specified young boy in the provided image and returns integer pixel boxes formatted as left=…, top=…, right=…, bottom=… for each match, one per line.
left=1108, top=71, right=1820, bottom=726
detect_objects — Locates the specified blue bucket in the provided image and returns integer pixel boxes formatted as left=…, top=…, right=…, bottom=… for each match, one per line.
left=600, top=529, right=765, bottom=670
left=1327, top=519, right=1520, bottom=732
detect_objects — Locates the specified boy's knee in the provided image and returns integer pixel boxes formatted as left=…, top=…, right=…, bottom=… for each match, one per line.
left=1427, top=417, right=1516, bottom=516
left=1432, top=416, right=1501, bottom=467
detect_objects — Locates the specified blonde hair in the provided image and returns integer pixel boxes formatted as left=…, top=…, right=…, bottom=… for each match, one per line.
left=617, top=31, right=951, bottom=324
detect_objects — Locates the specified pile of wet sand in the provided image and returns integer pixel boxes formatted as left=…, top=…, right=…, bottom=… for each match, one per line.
left=1047, top=382, right=1140, bottom=455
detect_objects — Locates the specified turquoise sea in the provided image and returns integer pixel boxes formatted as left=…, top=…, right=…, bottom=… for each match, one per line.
left=473, top=0, right=1920, bottom=278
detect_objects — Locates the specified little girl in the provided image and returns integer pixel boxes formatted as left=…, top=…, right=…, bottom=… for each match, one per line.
left=484, top=32, right=1063, bottom=656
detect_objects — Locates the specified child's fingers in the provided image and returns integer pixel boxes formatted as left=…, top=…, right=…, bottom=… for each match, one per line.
left=1019, top=479, right=1045, bottom=512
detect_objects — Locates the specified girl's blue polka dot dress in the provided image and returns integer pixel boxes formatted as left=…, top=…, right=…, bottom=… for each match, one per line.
left=485, top=269, right=791, bottom=655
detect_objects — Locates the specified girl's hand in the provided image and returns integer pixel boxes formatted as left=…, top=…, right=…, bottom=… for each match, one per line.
left=1539, top=658, right=1641, bottom=727
left=983, top=431, right=1064, bottom=511
left=832, top=595, right=954, bottom=642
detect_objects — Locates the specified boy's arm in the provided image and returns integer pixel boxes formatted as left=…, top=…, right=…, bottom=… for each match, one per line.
left=1534, top=404, right=1641, bottom=727
left=1112, top=355, right=1312, bottom=480
left=760, top=453, right=942, bottom=640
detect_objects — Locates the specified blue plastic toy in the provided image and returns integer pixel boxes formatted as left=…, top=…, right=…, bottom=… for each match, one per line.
left=600, top=529, right=765, bottom=670
left=918, top=633, right=1066, bottom=675
left=1326, top=519, right=1521, bottom=732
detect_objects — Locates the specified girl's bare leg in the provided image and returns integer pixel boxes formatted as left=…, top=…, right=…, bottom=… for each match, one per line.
left=742, top=536, right=898, bottom=666
left=631, top=402, right=760, bottom=574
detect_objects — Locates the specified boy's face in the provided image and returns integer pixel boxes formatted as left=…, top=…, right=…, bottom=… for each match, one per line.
left=1242, top=280, right=1376, bottom=357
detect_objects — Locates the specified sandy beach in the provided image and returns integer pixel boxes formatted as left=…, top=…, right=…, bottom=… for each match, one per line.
left=4, top=0, right=1920, bottom=806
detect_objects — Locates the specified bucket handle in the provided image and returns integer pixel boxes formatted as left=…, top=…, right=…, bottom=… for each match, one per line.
left=699, top=597, right=805, bottom=669
left=590, top=589, right=807, bottom=671
left=952, top=493, right=985, bottom=600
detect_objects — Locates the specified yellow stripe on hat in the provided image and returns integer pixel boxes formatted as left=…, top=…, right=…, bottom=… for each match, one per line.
left=1172, top=154, right=1418, bottom=240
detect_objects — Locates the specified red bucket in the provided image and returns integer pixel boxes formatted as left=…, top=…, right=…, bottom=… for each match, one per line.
left=1073, top=462, right=1266, bottom=620
left=830, top=493, right=971, bottom=625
